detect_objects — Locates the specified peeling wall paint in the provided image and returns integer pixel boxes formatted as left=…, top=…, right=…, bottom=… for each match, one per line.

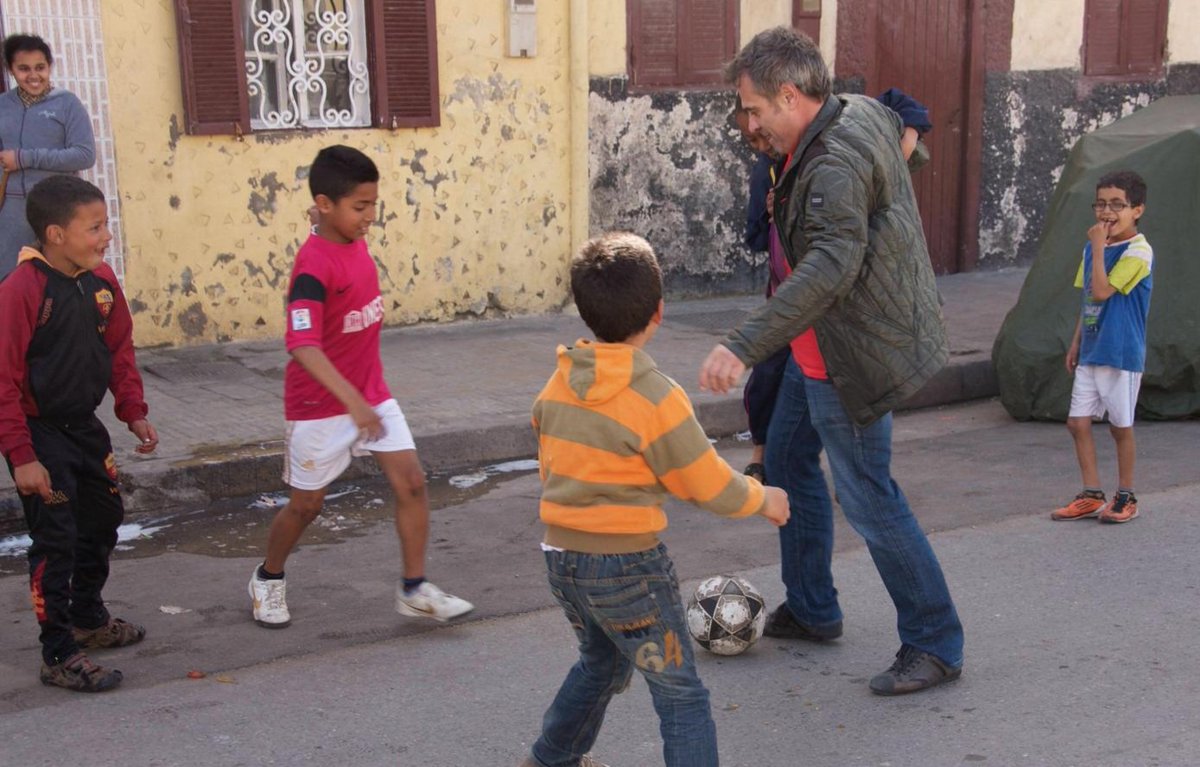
left=978, top=65, right=1200, bottom=266
left=589, top=78, right=768, bottom=297
left=100, top=0, right=573, bottom=346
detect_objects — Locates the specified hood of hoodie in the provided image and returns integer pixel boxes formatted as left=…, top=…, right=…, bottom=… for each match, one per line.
left=555, top=338, right=658, bottom=405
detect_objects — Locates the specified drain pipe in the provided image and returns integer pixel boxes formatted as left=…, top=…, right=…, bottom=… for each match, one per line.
left=569, top=0, right=589, bottom=255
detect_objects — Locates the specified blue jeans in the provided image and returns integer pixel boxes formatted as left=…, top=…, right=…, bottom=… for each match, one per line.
left=531, top=545, right=718, bottom=767
left=765, top=358, right=964, bottom=667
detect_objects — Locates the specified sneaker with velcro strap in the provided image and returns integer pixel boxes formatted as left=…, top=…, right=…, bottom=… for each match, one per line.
left=72, top=617, right=146, bottom=649
left=40, top=652, right=123, bottom=692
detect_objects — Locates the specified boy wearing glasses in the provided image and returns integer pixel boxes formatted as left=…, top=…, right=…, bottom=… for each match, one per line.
left=1052, top=170, right=1152, bottom=524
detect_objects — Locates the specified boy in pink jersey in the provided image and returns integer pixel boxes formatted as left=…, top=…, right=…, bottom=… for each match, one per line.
left=248, top=145, right=473, bottom=628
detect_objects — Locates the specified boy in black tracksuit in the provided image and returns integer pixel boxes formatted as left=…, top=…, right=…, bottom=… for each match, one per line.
left=0, top=176, right=158, bottom=692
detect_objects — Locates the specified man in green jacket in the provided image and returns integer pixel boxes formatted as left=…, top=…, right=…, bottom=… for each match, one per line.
left=700, top=26, right=963, bottom=695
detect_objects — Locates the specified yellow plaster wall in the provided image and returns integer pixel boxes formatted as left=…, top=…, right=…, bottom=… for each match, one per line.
left=1010, top=0, right=1084, bottom=71
left=739, top=0, right=790, bottom=47
left=1168, top=1, right=1200, bottom=64
left=589, top=0, right=627, bottom=76
left=100, top=0, right=573, bottom=346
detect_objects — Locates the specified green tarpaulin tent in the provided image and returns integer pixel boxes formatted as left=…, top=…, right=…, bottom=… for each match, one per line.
left=993, top=95, right=1200, bottom=421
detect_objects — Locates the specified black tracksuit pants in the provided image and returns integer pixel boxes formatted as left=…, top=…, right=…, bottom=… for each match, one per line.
left=11, top=415, right=124, bottom=665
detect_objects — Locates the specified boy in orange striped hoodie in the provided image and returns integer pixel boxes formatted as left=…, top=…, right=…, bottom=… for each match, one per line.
left=521, top=232, right=789, bottom=767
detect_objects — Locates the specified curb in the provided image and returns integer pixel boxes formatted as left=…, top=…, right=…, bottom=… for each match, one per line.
left=0, top=359, right=996, bottom=528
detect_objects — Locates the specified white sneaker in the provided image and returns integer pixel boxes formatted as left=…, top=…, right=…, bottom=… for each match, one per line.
left=395, top=581, right=474, bottom=622
left=249, top=567, right=291, bottom=628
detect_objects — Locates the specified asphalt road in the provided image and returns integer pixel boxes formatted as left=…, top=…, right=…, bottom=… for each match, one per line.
left=2, top=399, right=1198, bottom=766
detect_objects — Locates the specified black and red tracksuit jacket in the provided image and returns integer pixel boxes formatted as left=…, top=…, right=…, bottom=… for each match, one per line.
left=0, top=247, right=148, bottom=467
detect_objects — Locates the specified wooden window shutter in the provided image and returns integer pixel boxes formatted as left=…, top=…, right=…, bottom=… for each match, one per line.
left=1084, top=0, right=1167, bottom=77
left=1124, top=0, right=1167, bottom=73
left=629, top=0, right=681, bottom=88
left=173, top=0, right=250, bottom=136
left=680, top=0, right=737, bottom=85
left=1084, top=0, right=1123, bottom=75
left=628, top=0, right=737, bottom=89
left=366, top=0, right=440, bottom=129
left=793, top=0, right=821, bottom=45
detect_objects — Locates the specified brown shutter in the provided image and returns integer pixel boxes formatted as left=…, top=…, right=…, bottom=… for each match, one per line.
left=1083, top=0, right=1123, bottom=75
left=629, top=0, right=681, bottom=88
left=367, top=0, right=440, bottom=129
left=793, top=0, right=821, bottom=45
left=1124, top=0, right=1167, bottom=73
left=680, top=0, right=737, bottom=84
left=628, top=0, right=737, bottom=89
left=173, top=0, right=250, bottom=136
left=1084, top=0, right=1167, bottom=76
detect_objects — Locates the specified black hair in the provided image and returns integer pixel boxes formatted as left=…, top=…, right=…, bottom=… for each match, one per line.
left=3, top=34, right=53, bottom=69
left=571, top=232, right=662, bottom=343
left=1096, top=170, right=1147, bottom=208
left=308, top=145, right=380, bottom=202
left=26, top=176, right=106, bottom=242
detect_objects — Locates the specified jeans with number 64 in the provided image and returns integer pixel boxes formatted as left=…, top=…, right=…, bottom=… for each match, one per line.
left=530, top=545, right=718, bottom=767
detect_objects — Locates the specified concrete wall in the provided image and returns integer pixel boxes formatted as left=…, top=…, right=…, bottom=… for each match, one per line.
left=101, top=1, right=574, bottom=346
left=588, top=1, right=793, bottom=297
left=978, top=2, right=1200, bottom=267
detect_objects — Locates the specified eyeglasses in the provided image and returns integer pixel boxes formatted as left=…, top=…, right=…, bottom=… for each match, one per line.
left=1092, top=201, right=1130, bottom=212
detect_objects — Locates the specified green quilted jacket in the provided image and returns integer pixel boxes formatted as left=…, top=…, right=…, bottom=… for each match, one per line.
left=723, top=94, right=947, bottom=426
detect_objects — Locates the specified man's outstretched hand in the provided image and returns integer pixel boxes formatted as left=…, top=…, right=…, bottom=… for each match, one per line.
left=699, top=344, right=747, bottom=394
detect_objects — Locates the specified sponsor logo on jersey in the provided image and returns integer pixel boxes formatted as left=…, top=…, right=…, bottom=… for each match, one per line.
left=343, top=295, right=384, bottom=334
left=291, top=308, right=312, bottom=331
left=104, top=452, right=119, bottom=481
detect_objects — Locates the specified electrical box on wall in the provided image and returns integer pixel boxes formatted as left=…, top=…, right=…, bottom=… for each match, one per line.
left=507, top=0, right=537, bottom=58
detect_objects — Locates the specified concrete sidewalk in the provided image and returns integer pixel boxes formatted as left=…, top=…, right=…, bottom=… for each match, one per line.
left=0, top=267, right=1027, bottom=520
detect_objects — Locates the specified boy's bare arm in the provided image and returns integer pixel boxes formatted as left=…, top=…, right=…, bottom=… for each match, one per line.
left=1087, top=223, right=1117, bottom=301
left=290, top=345, right=383, bottom=439
left=1065, top=316, right=1082, bottom=374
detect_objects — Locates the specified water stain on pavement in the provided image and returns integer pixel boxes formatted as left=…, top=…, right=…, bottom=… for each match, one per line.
left=0, top=460, right=540, bottom=576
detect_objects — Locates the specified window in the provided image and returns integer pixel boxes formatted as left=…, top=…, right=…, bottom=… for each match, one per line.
left=626, top=0, right=738, bottom=90
left=173, top=0, right=439, bottom=136
left=244, top=1, right=370, bottom=130
left=1083, top=0, right=1168, bottom=77
left=793, top=0, right=820, bottom=45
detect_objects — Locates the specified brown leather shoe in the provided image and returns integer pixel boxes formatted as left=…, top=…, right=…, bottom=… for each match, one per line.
left=762, top=604, right=842, bottom=641
left=869, top=644, right=962, bottom=695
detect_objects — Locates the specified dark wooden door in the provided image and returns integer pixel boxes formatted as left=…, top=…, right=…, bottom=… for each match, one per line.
left=838, top=0, right=982, bottom=274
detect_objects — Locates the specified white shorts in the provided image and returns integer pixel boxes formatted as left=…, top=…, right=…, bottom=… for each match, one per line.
left=1069, top=365, right=1142, bottom=428
left=283, top=398, right=416, bottom=490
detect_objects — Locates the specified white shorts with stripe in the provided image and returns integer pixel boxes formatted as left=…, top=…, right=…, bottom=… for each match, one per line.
left=1069, top=364, right=1142, bottom=428
left=283, top=398, right=416, bottom=490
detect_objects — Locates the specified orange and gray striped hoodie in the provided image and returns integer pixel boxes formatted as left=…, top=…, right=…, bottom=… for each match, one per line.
left=532, top=339, right=766, bottom=554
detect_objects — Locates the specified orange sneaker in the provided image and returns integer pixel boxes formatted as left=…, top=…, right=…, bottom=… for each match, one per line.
left=1050, top=492, right=1106, bottom=520
left=1099, top=492, right=1139, bottom=524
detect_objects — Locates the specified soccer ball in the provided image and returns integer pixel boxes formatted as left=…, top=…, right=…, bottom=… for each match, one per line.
left=685, top=574, right=766, bottom=656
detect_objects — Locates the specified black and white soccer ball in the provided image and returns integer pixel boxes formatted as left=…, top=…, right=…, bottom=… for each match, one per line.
left=685, top=574, right=766, bottom=656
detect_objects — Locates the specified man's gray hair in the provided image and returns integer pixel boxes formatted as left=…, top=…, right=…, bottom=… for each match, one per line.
left=724, top=26, right=831, bottom=101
